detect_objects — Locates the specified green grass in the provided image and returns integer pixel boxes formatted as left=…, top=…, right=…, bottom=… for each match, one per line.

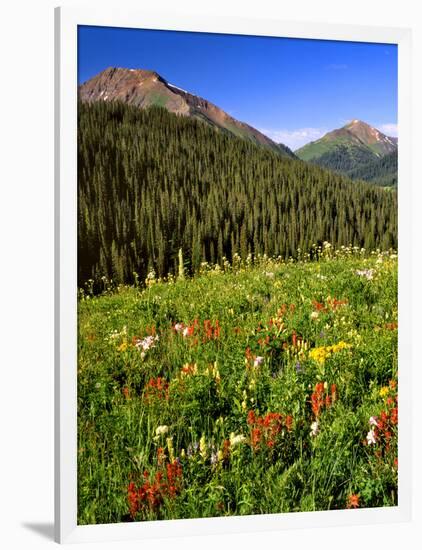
left=78, top=245, right=398, bottom=524
left=298, top=136, right=357, bottom=160
left=146, top=92, right=169, bottom=108
left=296, top=134, right=379, bottom=162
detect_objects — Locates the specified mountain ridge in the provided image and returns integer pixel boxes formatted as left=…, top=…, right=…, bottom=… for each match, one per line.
left=79, top=69, right=397, bottom=186
left=79, top=67, right=296, bottom=158
left=296, top=119, right=397, bottom=160
left=295, top=119, right=398, bottom=185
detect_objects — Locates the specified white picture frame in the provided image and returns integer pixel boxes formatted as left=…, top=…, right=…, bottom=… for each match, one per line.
left=55, top=6, right=412, bottom=544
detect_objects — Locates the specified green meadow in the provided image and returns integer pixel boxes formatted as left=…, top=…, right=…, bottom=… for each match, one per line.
left=77, top=245, right=398, bottom=524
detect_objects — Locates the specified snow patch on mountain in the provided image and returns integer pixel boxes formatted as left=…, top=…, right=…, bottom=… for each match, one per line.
left=168, top=83, right=189, bottom=94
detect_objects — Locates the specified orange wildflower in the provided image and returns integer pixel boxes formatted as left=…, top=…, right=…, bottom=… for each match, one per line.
left=347, top=494, right=360, bottom=509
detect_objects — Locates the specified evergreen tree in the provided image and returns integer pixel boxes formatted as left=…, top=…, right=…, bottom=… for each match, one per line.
left=78, top=101, right=398, bottom=287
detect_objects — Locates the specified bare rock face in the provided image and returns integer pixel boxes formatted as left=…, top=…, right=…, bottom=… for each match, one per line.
left=342, top=120, right=397, bottom=156
left=79, top=67, right=190, bottom=114
left=79, top=67, right=293, bottom=155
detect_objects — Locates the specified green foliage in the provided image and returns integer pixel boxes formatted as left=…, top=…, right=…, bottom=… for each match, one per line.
left=297, top=139, right=397, bottom=188
left=78, top=249, right=398, bottom=523
left=277, top=142, right=297, bottom=158
left=78, top=101, right=397, bottom=286
left=309, top=143, right=377, bottom=174
left=348, top=150, right=398, bottom=187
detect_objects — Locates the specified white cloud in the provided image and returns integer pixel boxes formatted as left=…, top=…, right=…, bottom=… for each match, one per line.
left=378, top=123, right=398, bottom=137
left=259, top=127, right=327, bottom=150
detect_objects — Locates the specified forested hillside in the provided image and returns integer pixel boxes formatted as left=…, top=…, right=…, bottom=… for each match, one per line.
left=305, top=143, right=376, bottom=174
left=347, top=150, right=398, bottom=187
left=78, top=101, right=397, bottom=286
left=302, top=146, right=397, bottom=188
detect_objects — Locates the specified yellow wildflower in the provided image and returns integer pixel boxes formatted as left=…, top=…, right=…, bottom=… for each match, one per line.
left=309, top=347, right=330, bottom=364
left=166, top=437, right=175, bottom=462
left=331, top=341, right=351, bottom=353
left=117, top=341, right=128, bottom=352
left=199, top=434, right=207, bottom=460
left=379, top=386, right=389, bottom=398
left=309, top=342, right=351, bottom=364
left=211, top=362, right=221, bottom=383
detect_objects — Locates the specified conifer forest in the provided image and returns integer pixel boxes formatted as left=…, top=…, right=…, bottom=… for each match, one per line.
left=77, top=101, right=397, bottom=287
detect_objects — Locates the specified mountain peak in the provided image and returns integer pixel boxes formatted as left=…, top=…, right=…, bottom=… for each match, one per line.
left=295, top=119, right=398, bottom=182
left=103, top=66, right=160, bottom=76
left=78, top=66, right=295, bottom=158
left=342, top=119, right=396, bottom=152
left=344, top=119, right=368, bottom=129
left=97, top=66, right=166, bottom=83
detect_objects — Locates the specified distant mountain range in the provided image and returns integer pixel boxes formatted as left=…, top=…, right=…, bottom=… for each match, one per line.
left=79, top=67, right=296, bottom=158
left=295, top=120, right=398, bottom=186
left=79, top=68, right=397, bottom=187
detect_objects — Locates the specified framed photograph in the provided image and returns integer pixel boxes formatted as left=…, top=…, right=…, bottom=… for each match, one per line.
left=55, top=6, right=412, bottom=544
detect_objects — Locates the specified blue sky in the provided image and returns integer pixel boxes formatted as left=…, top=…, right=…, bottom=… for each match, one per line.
left=78, top=26, right=398, bottom=150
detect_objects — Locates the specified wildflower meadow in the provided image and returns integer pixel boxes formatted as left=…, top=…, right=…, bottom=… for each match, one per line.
left=78, top=244, right=398, bottom=524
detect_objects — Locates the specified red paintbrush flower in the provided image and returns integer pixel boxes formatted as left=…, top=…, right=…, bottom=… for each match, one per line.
left=247, top=410, right=256, bottom=426
left=251, top=428, right=261, bottom=449
left=346, top=494, right=360, bottom=509
left=391, top=407, right=398, bottom=425
left=285, top=415, right=293, bottom=432
left=127, top=481, right=139, bottom=518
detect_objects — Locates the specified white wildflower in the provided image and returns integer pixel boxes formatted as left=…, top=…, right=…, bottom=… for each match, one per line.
left=254, top=356, right=264, bottom=367
left=310, top=421, right=319, bottom=437
left=155, top=425, right=169, bottom=436
left=230, top=433, right=247, bottom=446
left=174, top=323, right=184, bottom=333
left=366, top=428, right=377, bottom=445
left=134, top=335, right=159, bottom=352
left=356, top=268, right=375, bottom=280
left=108, top=325, right=127, bottom=340
left=369, top=416, right=378, bottom=427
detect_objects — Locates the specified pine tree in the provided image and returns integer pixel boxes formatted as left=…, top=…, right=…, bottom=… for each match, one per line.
left=77, top=100, right=398, bottom=287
